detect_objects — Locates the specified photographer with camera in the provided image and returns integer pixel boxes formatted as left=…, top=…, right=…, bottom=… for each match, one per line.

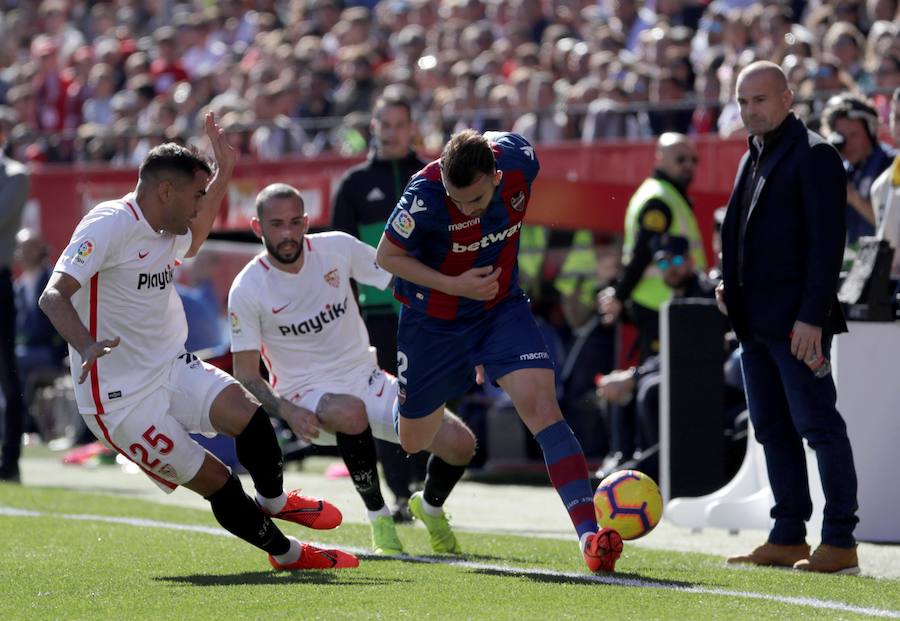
left=872, top=88, right=900, bottom=279
left=822, top=94, right=897, bottom=248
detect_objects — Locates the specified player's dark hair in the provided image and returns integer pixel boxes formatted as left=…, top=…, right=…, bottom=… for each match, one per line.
left=255, top=183, right=304, bottom=219
left=138, top=143, right=211, bottom=183
left=440, top=129, right=496, bottom=188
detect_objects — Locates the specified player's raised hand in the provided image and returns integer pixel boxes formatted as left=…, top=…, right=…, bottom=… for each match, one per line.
left=78, top=337, right=120, bottom=384
left=453, top=266, right=502, bottom=300
left=282, top=401, right=321, bottom=443
left=204, top=111, right=237, bottom=175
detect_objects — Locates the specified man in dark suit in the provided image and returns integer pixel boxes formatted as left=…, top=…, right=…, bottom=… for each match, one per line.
left=14, top=230, right=67, bottom=414
left=716, top=62, right=860, bottom=574
left=0, top=106, right=29, bottom=482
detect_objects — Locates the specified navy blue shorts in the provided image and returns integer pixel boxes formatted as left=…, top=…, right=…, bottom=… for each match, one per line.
left=395, top=295, right=554, bottom=420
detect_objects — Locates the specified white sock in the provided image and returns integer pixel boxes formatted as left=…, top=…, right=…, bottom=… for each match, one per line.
left=256, top=491, right=287, bottom=514
left=367, top=505, right=392, bottom=523
left=420, top=496, right=444, bottom=517
left=273, top=536, right=302, bottom=565
left=579, top=531, right=593, bottom=554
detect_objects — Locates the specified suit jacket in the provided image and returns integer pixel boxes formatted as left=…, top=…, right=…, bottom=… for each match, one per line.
left=0, top=153, right=30, bottom=269
left=721, top=113, right=848, bottom=341
left=14, top=266, right=64, bottom=354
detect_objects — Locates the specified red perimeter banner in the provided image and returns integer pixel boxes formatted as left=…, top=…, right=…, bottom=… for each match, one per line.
left=27, top=136, right=746, bottom=260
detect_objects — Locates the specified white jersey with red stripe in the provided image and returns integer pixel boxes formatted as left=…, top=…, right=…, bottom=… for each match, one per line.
left=228, top=231, right=392, bottom=396
left=54, top=192, right=191, bottom=415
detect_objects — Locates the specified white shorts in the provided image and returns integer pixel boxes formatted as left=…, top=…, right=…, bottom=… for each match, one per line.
left=83, top=353, right=238, bottom=493
left=285, top=366, right=400, bottom=446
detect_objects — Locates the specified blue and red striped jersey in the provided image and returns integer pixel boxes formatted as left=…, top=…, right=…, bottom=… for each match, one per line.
left=383, top=132, right=540, bottom=320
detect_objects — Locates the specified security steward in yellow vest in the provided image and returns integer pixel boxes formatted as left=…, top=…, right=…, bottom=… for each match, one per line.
left=598, top=133, right=706, bottom=362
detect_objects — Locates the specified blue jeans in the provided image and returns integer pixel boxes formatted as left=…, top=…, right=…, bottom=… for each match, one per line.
left=740, top=335, right=858, bottom=548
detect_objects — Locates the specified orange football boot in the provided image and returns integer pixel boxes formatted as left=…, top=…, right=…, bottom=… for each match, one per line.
left=260, top=490, right=343, bottom=530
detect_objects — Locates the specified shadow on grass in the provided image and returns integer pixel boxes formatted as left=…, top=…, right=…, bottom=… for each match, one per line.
left=155, top=571, right=403, bottom=587
left=451, top=552, right=536, bottom=564
left=359, top=552, right=536, bottom=565
left=469, top=566, right=697, bottom=590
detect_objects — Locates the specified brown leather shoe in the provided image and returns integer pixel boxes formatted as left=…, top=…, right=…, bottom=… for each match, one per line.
left=793, top=544, right=860, bottom=575
left=726, top=542, right=810, bottom=567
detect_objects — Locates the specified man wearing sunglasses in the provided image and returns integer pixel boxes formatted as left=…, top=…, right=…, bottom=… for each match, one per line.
left=598, top=132, right=706, bottom=362
left=596, top=234, right=717, bottom=480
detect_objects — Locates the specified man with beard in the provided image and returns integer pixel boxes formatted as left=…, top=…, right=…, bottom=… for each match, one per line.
left=39, top=116, right=355, bottom=571
left=228, top=183, right=476, bottom=556
left=597, top=133, right=706, bottom=362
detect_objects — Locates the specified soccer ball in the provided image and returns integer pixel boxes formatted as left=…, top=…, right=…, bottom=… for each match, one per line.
left=593, top=470, right=663, bottom=540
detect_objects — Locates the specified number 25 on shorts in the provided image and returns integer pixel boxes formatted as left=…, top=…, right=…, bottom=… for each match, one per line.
left=129, top=425, right=174, bottom=469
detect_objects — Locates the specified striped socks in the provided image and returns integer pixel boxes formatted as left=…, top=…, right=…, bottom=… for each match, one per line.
left=535, top=420, right=597, bottom=541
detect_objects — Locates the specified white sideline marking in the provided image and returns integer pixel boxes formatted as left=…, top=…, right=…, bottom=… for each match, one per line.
left=2, top=505, right=898, bottom=618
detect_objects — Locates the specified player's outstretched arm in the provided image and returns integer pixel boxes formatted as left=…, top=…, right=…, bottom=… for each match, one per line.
left=376, top=233, right=501, bottom=301
left=39, top=271, right=120, bottom=384
left=186, top=112, right=238, bottom=257
left=232, top=350, right=321, bottom=441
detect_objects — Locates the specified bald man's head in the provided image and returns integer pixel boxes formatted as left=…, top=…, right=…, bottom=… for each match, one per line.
left=736, top=61, right=793, bottom=137
left=655, top=132, right=697, bottom=190
left=736, top=61, right=789, bottom=93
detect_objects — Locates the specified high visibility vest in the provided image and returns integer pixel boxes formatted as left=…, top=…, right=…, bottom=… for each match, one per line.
left=554, top=229, right=598, bottom=306
left=622, top=177, right=706, bottom=311
left=518, top=224, right=548, bottom=294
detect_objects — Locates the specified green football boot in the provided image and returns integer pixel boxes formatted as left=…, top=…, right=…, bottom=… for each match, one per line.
left=371, top=515, right=404, bottom=556
left=409, top=491, right=461, bottom=554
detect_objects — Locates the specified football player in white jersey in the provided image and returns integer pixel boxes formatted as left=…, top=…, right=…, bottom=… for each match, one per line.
left=229, top=183, right=476, bottom=556
left=39, top=114, right=358, bottom=571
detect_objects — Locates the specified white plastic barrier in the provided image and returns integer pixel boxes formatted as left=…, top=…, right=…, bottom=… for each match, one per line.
left=660, top=310, right=900, bottom=541
left=665, top=419, right=825, bottom=536
left=665, top=417, right=768, bottom=530
left=832, top=322, right=900, bottom=543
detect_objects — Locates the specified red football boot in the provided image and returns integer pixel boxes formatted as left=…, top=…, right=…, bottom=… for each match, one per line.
left=583, top=527, right=624, bottom=572
left=260, top=490, right=343, bottom=530
left=268, top=544, right=359, bottom=570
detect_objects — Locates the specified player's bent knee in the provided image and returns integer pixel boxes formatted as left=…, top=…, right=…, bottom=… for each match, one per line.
left=318, top=393, right=368, bottom=435
left=398, top=406, right=444, bottom=454
left=432, top=417, right=476, bottom=465
left=446, top=429, right=476, bottom=465
left=210, top=383, right=260, bottom=437
left=399, top=428, right=427, bottom=454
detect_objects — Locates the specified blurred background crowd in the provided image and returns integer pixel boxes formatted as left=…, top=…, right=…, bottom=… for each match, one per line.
left=2, top=0, right=899, bottom=494
left=0, top=0, right=898, bottom=165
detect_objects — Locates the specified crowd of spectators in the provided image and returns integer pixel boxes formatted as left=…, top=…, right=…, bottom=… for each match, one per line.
left=0, top=0, right=898, bottom=164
